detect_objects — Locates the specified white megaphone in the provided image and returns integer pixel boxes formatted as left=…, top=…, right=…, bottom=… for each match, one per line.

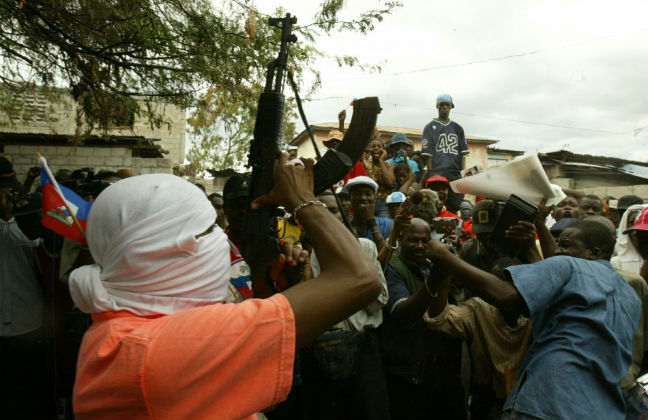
left=450, top=154, right=566, bottom=206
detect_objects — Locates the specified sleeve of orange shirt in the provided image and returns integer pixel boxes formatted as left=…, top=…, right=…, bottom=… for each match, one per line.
left=74, top=294, right=295, bottom=420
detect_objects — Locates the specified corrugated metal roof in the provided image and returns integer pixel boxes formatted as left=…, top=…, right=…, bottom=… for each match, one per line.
left=540, top=150, right=648, bottom=180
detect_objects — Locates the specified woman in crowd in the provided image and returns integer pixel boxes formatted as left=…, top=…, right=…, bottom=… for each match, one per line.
left=363, top=139, right=395, bottom=218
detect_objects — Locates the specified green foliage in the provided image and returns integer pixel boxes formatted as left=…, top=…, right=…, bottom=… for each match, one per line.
left=0, top=0, right=401, bottom=171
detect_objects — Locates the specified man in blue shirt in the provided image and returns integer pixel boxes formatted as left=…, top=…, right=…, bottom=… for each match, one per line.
left=426, top=220, right=641, bottom=420
left=386, top=133, right=419, bottom=175
left=421, top=94, right=469, bottom=214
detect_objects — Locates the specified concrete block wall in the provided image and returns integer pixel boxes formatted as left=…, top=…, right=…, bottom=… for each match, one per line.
left=1, top=92, right=186, bottom=167
left=191, top=178, right=219, bottom=196
left=111, top=102, right=186, bottom=166
left=2, top=145, right=172, bottom=179
left=581, top=185, right=648, bottom=201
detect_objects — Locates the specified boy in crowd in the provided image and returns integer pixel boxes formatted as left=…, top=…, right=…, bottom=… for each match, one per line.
left=421, top=94, right=469, bottom=213
left=579, top=194, right=604, bottom=217
left=425, top=175, right=461, bottom=219
left=346, top=176, right=393, bottom=252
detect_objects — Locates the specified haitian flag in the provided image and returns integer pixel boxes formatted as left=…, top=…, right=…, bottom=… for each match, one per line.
left=39, top=156, right=92, bottom=245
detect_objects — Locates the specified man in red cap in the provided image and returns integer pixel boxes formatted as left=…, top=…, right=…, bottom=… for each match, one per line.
left=425, top=175, right=460, bottom=219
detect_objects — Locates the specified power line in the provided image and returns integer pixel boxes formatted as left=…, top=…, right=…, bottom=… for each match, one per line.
left=325, top=28, right=648, bottom=83
left=386, top=101, right=648, bottom=139
left=302, top=96, right=344, bottom=102
left=453, top=110, right=648, bottom=139
left=299, top=96, right=648, bottom=139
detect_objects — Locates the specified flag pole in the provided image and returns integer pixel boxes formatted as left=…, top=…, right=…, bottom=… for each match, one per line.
left=37, top=152, right=87, bottom=242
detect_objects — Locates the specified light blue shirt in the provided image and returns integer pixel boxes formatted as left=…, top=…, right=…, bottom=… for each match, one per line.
left=385, top=156, right=419, bottom=174
left=356, top=216, right=392, bottom=243
left=504, top=256, right=640, bottom=420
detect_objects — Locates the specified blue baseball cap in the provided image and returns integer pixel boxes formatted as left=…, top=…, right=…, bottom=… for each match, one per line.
left=436, top=94, right=454, bottom=108
left=388, top=133, right=413, bottom=147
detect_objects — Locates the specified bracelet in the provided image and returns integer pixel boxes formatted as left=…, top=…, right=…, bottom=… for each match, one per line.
left=424, top=277, right=438, bottom=298
left=293, top=200, right=327, bottom=220
left=387, top=240, right=399, bottom=250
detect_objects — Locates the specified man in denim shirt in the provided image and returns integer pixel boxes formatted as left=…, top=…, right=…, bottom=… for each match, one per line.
left=426, top=220, right=640, bottom=420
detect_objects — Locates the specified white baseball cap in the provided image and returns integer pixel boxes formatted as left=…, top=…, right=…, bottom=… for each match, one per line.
left=345, top=176, right=378, bottom=193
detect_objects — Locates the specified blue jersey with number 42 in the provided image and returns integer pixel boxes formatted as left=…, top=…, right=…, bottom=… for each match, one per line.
left=421, top=119, right=469, bottom=173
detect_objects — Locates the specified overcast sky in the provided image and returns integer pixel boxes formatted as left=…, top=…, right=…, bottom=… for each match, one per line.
left=255, top=0, right=648, bottom=162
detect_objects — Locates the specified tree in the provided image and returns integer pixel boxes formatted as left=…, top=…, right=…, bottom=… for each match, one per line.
left=186, top=1, right=400, bottom=173
left=0, top=0, right=400, bottom=169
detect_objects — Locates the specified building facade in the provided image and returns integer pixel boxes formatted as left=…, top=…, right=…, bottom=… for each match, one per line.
left=0, top=89, right=186, bottom=176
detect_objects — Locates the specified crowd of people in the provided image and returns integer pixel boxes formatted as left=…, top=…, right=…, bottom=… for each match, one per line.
left=1, top=93, right=648, bottom=420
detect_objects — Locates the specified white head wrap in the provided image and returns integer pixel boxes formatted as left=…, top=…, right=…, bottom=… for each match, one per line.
left=611, top=203, right=648, bottom=274
left=68, top=174, right=231, bottom=315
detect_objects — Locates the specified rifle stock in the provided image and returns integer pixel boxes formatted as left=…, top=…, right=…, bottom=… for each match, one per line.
left=313, top=97, right=381, bottom=195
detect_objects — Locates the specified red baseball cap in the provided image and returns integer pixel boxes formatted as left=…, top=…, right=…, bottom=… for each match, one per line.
left=425, top=175, right=450, bottom=188
left=624, top=206, right=648, bottom=234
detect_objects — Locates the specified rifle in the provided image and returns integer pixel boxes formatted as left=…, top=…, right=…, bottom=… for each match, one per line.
left=242, top=13, right=381, bottom=297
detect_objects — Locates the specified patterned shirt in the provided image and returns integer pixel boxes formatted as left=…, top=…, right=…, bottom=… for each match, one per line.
left=364, top=159, right=391, bottom=199
left=421, top=119, right=469, bottom=174
left=424, top=298, right=533, bottom=399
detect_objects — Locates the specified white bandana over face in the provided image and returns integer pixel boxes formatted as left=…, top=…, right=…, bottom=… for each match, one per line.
left=68, top=174, right=231, bottom=315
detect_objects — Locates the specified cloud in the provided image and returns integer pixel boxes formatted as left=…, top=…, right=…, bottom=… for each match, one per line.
left=266, top=0, right=648, bottom=162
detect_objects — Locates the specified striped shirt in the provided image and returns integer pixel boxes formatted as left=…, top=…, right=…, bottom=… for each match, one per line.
left=423, top=298, right=532, bottom=399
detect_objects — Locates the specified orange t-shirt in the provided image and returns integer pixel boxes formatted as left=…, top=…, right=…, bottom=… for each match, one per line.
left=73, top=294, right=295, bottom=420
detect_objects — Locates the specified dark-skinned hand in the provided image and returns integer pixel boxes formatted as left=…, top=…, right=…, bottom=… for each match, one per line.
left=26, top=167, right=40, bottom=179
left=250, top=152, right=316, bottom=295
left=251, top=152, right=315, bottom=213
left=270, top=241, right=310, bottom=291
left=535, top=197, right=551, bottom=224
left=391, top=211, right=411, bottom=239
left=505, top=220, right=537, bottom=249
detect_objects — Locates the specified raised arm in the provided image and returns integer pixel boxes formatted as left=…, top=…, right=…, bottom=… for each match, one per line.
left=398, top=171, right=419, bottom=195
left=252, top=153, right=381, bottom=349
left=377, top=153, right=395, bottom=187
left=426, top=238, right=528, bottom=315
left=377, top=212, right=410, bottom=268
left=534, top=198, right=557, bottom=258
left=389, top=268, right=444, bottom=323
left=21, top=167, right=40, bottom=196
